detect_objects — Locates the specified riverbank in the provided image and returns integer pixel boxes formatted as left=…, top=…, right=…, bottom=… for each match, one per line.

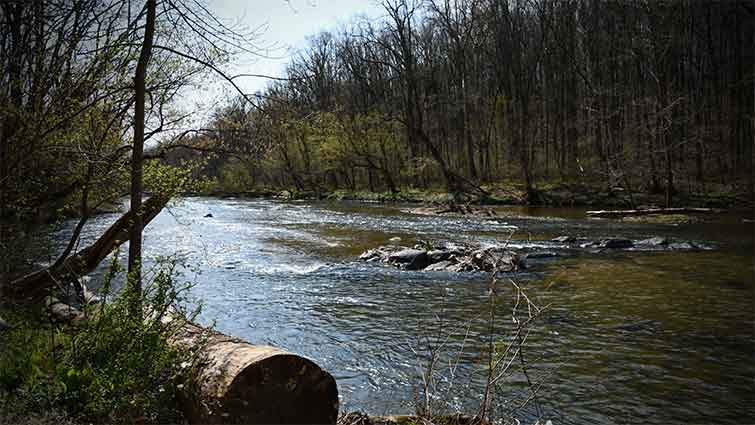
left=191, top=180, right=752, bottom=210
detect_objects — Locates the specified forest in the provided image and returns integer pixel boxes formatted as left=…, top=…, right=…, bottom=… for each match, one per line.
left=1, top=0, right=753, bottom=224
left=172, top=0, right=755, bottom=207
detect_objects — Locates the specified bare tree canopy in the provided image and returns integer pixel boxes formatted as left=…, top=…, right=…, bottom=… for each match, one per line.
left=184, top=0, right=752, bottom=206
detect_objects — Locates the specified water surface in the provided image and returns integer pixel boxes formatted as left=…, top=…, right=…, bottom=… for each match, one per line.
left=61, top=198, right=754, bottom=424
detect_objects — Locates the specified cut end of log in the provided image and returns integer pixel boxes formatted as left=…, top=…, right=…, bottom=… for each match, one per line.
left=182, top=336, right=339, bottom=424
left=207, top=352, right=338, bottom=424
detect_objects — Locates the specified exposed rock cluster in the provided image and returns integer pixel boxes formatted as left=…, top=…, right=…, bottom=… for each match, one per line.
left=359, top=243, right=526, bottom=273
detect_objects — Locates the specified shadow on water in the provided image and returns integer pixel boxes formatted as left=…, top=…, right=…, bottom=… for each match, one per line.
left=52, top=197, right=754, bottom=424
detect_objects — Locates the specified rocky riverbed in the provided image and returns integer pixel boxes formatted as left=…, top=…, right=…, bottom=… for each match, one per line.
left=359, top=235, right=711, bottom=273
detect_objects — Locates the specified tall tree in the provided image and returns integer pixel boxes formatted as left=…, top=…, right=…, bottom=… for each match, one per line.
left=127, top=0, right=157, bottom=293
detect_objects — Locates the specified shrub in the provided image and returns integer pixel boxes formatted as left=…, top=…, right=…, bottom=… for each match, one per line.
left=0, top=259, right=202, bottom=424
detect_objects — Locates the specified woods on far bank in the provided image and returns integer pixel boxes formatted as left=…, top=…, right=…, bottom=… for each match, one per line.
left=166, top=0, right=753, bottom=207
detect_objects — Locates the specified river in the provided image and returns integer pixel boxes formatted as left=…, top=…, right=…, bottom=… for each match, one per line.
left=55, top=197, right=754, bottom=424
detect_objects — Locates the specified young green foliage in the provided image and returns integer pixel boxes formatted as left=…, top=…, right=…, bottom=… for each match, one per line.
left=0, top=259, right=203, bottom=424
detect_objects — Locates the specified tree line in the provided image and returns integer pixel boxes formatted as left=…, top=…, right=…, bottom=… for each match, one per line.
left=195, top=0, right=753, bottom=205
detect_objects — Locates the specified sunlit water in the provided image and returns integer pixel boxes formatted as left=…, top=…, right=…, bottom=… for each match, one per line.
left=57, top=198, right=754, bottom=424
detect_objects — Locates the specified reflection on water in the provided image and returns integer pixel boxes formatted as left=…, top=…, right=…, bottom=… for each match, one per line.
left=59, top=198, right=754, bottom=424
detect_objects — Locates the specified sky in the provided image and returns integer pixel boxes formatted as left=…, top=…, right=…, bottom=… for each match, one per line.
left=196, top=0, right=384, bottom=99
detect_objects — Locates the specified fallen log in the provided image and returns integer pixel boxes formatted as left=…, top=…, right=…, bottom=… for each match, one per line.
left=41, top=296, right=340, bottom=424
left=586, top=207, right=720, bottom=217
left=172, top=320, right=339, bottom=424
left=5, top=195, right=169, bottom=301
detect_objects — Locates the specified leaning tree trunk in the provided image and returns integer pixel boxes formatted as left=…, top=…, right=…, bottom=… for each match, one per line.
left=171, top=320, right=339, bottom=424
left=5, top=195, right=169, bottom=302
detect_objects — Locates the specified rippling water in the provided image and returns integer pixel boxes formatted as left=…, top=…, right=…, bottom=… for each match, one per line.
left=59, top=198, right=754, bottom=424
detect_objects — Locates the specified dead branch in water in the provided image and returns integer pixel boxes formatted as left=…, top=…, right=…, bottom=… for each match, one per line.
left=586, top=207, right=720, bottom=217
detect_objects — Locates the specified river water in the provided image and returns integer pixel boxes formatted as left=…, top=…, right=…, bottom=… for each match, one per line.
left=58, top=197, right=754, bottom=424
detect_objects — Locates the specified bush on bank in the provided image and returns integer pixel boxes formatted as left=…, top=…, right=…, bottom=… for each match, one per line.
left=0, top=260, right=201, bottom=424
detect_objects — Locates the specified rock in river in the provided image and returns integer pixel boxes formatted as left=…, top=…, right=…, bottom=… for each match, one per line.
left=668, top=241, right=696, bottom=250
left=427, top=249, right=454, bottom=263
left=388, top=249, right=429, bottom=270
left=359, top=244, right=525, bottom=273
left=635, top=237, right=706, bottom=250
left=599, top=238, right=634, bottom=249
left=388, top=248, right=425, bottom=263
left=424, top=260, right=454, bottom=272
left=636, top=236, right=670, bottom=247
left=470, top=249, right=525, bottom=272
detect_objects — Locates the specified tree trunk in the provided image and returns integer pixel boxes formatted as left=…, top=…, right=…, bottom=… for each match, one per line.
left=128, top=0, right=157, bottom=294
left=171, top=319, right=339, bottom=424
left=380, top=168, right=398, bottom=194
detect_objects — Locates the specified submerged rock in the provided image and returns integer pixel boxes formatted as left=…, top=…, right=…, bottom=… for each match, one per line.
left=359, top=248, right=383, bottom=261
left=407, top=253, right=430, bottom=270
left=407, top=204, right=498, bottom=218
left=621, top=214, right=700, bottom=225
left=339, top=413, right=482, bottom=425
